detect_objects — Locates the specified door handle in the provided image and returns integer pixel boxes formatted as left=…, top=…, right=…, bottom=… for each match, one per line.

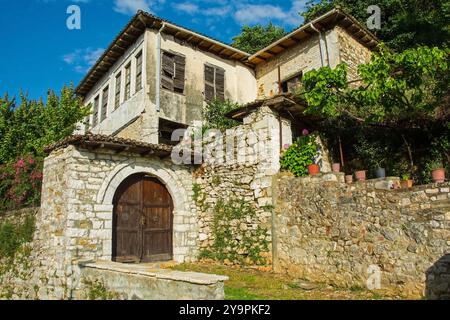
left=141, top=216, right=146, bottom=226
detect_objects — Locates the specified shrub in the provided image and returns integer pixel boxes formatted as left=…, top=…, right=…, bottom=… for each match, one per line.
left=0, top=214, right=35, bottom=259
left=203, top=99, right=240, bottom=131
left=280, top=134, right=318, bottom=177
left=0, top=157, right=43, bottom=213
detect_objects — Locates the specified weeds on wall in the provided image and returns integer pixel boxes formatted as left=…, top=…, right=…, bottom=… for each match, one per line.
left=83, top=279, right=119, bottom=300
left=199, top=198, right=270, bottom=265
left=0, top=214, right=35, bottom=298
left=0, top=214, right=35, bottom=259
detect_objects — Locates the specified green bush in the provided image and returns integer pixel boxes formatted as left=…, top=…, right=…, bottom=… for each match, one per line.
left=0, top=157, right=43, bottom=213
left=0, top=214, right=35, bottom=259
left=203, top=99, right=240, bottom=131
left=280, top=134, right=318, bottom=177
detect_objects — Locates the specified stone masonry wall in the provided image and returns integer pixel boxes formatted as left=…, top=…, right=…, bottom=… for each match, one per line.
left=273, top=172, right=450, bottom=299
left=4, top=145, right=198, bottom=299
left=194, top=107, right=287, bottom=264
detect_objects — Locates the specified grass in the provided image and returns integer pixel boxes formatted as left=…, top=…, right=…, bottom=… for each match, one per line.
left=170, top=262, right=402, bottom=300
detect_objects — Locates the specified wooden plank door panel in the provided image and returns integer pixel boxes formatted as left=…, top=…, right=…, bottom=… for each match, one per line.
left=113, top=174, right=173, bottom=263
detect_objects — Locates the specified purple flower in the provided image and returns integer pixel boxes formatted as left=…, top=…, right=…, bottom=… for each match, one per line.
left=302, top=129, right=309, bottom=136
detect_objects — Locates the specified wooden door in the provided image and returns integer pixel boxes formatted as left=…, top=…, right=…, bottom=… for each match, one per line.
left=113, top=174, right=173, bottom=263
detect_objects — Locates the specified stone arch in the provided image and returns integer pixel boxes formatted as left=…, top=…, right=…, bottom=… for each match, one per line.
left=97, top=162, right=188, bottom=213
left=96, top=162, right=195, bottom=263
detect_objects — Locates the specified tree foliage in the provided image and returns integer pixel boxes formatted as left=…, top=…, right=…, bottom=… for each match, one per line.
left=301, top=46, right=449, bottom=124
left=300, top=46, right=449, bottom=182
left=203, top=99, right=240, bottom=131
left=232, top=23, right=287, bottom=54
left=301, top=0, right=450, bottom=51
left=0, top=85, right=90, bottom=164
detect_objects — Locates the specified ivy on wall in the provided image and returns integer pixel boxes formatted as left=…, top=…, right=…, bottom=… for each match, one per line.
left=199, top=198, right=270, bottom=265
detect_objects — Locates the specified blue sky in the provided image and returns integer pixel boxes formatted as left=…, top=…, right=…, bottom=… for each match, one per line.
left=0, top=0, right=310, bottom=101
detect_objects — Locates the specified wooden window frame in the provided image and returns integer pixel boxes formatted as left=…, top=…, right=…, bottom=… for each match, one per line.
left=161, top=50, right=185, bottom=95
left=204, top=63, right=225, bottom=102
left=281, top=71, right=303, bottom=94
left=135, top=51, right=143, bottom=92
left=101, top=86, right=109, bottom=122
left=124, top=63, right=131, bottom=101
left=92, top=95, right=100, bottom=127
left=115, top=72, right=122, bottom=109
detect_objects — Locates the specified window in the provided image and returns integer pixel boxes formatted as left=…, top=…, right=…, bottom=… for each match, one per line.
left=161, top=51, right=185, bottom=94
left=281, top=72, right=303, bottom=94
left=115, top=72, right=121, bottom=109
left=204, top=64, right=225, bottom=102
left=84, top=115, right=90, bottom=132
left=124, top=63, right=131, bottom=101
left=101, top=86, right=109, bottom=122
left=92, top=95, right=99, bottom=127
left=135, top=51, right=143, bottom=92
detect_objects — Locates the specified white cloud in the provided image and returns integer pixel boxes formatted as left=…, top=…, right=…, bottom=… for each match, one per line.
left=62, top=47, right=104, bottom=73
left=234, top=0, right=307, bottom=26
left=113, top=0, right=154, bottom=15
left=172, top=2, right=199, bottom=15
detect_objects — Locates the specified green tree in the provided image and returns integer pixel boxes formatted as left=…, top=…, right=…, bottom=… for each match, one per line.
left=301, top=0, right=450, bottom=51
left=301, top=45, right=449, bottom=124
left=232, top=23, right=287, bottom=54
left=299, top=45, right=449, bottom=181
left=0, top=85, right=90, bottom=163
left=203, top=99, right=240, bottom=131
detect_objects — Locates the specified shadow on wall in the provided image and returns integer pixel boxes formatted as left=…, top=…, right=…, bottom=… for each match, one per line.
left=426, top=254, right=450, bottom=300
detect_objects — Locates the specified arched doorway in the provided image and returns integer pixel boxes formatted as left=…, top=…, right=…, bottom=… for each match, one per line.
left=112, top=173, right=174, bottom=263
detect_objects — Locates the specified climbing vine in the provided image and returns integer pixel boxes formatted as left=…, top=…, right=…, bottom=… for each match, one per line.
left=200, top=198, right=270, bottom=265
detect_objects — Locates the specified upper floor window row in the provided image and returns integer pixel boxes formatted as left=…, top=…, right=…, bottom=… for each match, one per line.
left=86, top=50, right=143, bottom=130
left=161, top=50, right=225, bottom=102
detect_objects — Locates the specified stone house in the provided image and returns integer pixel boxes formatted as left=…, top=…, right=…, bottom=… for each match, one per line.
left=65, top=7, right=376, bottom=264
left=10, top=9, right=449, bottom=300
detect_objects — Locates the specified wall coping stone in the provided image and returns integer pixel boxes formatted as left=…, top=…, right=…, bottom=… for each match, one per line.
left=80, top=261, right=229, bottom=285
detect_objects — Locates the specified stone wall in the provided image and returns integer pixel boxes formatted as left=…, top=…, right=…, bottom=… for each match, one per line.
left=73, top=261, right=228, bottom=300
left=193, top=107, right=287, bottom=264
left=1, top=145, right=201, bottom=299
left=273, top=172, right=450, bottom=298
left=336, top=26, right=372, bottom=82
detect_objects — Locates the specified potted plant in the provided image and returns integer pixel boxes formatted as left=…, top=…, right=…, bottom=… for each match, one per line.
left=400, top=174, right=413, bottom=188
left=332, top=163, right=341, bottom=173
left=355, top=170, right=366, bottom=182
left=308, top=163, right=320, bottom=176
left=430, top=160, right=446, bottom=183
left=345, top=174, right=353, bottom=184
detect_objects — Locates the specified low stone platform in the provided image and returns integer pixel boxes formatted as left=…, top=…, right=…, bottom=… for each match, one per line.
left=74, top=261, right=228, bottom=300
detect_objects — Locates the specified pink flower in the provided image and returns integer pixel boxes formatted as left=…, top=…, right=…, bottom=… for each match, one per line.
left=283, top=144, right=291, bottom=150
left=17, top=159, right=25, bottom=168
left=28, top=158, right=35, bottom=165
left=302, top=129, right=310, bottom=136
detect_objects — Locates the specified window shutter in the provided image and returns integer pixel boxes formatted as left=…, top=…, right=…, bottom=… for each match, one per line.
left=215, top=68, right=225, bottom=101
left=161, top=52, right=174, bottom=91
left=204, top=65, right=215, bottom=102
left=101, top=87, right=108, bottom=122
left=173, top=55, right=185, bottom=94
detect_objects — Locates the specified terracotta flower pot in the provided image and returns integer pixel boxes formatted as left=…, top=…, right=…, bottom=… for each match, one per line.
left=400, top=179, right=413, bottom=189
left=355, top=170, right=366, bottom=182
left=345, top=175, right=353, bottom=184
left=432, top=168, right=446, bottom=183
left=308, top=164, right=320, bottom=176
left=332, top=163, right=341, bottom=173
